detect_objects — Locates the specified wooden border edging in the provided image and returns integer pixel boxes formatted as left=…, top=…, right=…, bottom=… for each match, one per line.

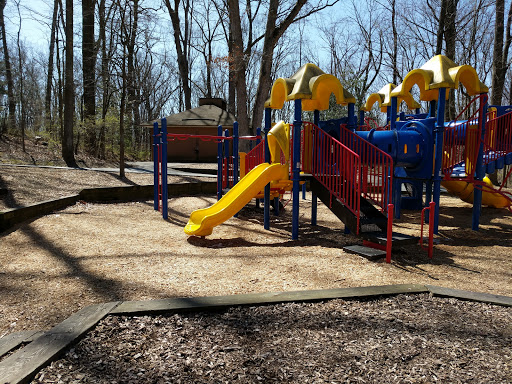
left=0, top=302, right=120, bottom=384
left=0, top=182, right=217, bottom=232
left=111, top=284, right=427, bottom=315
left=425, top=285, right=512, bottom=307
left=0, top=195, right=80, bottom=232
left=1, top=284, right=511, bottom=384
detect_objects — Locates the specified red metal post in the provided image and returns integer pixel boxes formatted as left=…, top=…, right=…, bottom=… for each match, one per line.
left=428, top=201, right=435, bottom=259
left=386, top=203, right=393, bottom=263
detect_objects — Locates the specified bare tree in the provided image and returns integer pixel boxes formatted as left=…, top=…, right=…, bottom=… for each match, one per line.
left=82, top=0, right=97, bottom=153
left=0, top=0, right=16, bottom=133
left=63, top=0, right=77, bottom=166
left=164, top=0, right=193, bottom=111
left=45, top=0, right=59, bottom=133
left=491, top=0, right=512, bottom=105
left=14, top=0, right=24, bottom=150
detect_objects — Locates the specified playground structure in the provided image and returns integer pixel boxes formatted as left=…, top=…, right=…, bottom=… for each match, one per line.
left=153, top=56, right=512, bottom=262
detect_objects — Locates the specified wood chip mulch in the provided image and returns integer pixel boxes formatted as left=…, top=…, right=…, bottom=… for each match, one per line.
left=33, top=293, right=512, bottom=383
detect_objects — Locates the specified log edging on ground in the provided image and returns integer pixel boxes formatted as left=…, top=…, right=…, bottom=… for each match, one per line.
left=1, top=284, right=510, bottom=384
left=0, top=181, right=216, bottom=232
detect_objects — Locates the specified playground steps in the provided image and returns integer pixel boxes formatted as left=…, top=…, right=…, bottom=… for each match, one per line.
left=361, top=231, right=419, bottom=246
left=343, top=232, right=419, bottom=261
left=343, top=245, right=386, bottom=260
left=309, top=178, right=358, bottom=233
left=310, top=178, right=388, bottom=235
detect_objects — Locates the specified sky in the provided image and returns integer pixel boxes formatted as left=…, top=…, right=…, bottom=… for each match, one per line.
left=4, top=0, right=55, bottom=50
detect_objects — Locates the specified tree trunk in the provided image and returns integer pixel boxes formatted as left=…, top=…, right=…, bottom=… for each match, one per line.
left=250, top=0, right=307, bottom=131
left=0, top=0, right=16, bottom=132
left=227, top=0, right=250, bottom=136
left=16, top=3, right=25, bottom=151
left=250, top=0, right=278, bottom=133
left=391, top=0, right=398, bottom=85
left=435, top=0, right=447, bottom=55
left=120, top=45, right=126, bottom=179
left=164, top=0, right=192, bottom=111
left=56, top=23, right=64, bottom=141
left=82, top=0, right=97, bottom=153
left=45, top=0, right=59, bottom=133
left=63, top=0, right=77, bottom=167
left=491, top=0, right=512, bottom=106
left=227, top=24, right=236, bottom=114
left=98, top=0, right=108, bottom=159
left=444, top=0, right=457, bottom=120
left=126, top=0, right=140, bottom=149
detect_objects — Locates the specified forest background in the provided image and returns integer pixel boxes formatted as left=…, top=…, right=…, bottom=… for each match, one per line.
left=0, top=0, right=511, bottom=170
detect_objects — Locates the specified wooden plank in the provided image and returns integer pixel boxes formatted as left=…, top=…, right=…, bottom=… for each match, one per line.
left=78, top=182, right=217, bottom=202
left=0, top=301, right=120, bottom=384
left=426, top=285, right=512, bottom=307
left=0, top=331, right=41, bottom=358
left=361, top=231, right=419, bottom=246
left=0, top=195, right=79, bottom=232
left=343, top=245, right=386, bottom=260
left=112, top=284, right=428, bottom=315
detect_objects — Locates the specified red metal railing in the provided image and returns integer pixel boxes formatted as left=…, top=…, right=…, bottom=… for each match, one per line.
left=359, top=117, right=389, bottom=132
left=311, top=125, right=362, bottom=231
left=483, top=110, right=512, bottom=164
left=442, top=95, right=485, bottom=180
left=340, top=126, right=394, bottom=213
left=244, top=140, right=265, bottom=174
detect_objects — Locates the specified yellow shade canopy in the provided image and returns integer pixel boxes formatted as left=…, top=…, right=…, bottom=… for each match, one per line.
left=361, top=83, right=421, bottom=112
left=390, top=55, right=488, bottom=102
left=264, top=63, right=356, bottom=111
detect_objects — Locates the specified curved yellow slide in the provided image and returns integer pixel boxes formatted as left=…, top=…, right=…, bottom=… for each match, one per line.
left=184, top=163, right=288, bottom=236
left=442, top=177, right=511, bottom=208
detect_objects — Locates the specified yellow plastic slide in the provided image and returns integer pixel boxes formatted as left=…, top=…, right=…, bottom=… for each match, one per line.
left=442, top=177, right=511, bottom=208
left=184, top=162, right=288, bottom=236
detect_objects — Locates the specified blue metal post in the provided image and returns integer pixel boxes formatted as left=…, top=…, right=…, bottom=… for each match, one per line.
left=233, top=122, right=239, bottom=186
left=347, top=103, right=356, bottom=131
left=264, top=108, right=271, bottom=229
left=416, top=107, right=421, bottom=115
left=153, top=121, right=159, bottom=211
left=386, top=106, right=391, bottom=124
left=217, top=125, right=223, bottom=200
left=359, top=110, right=365, bottom=127
left=472, top=94, right=488, bottom=230
left=432, top=88, right=446, bottom=234
left=273, top=197, right=279, bottom=215
left=429, top=100, right=436, bottom=118
left=390, top=97, right=398, bottom=130
left=292, top=99, right=302, bottom=239
left=312, top=109, right=320, bottom=226
left=161, top=118, right=168, bottom=220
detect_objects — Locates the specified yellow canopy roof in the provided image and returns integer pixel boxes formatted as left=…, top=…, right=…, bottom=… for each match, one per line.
left=361, top=83, right=421, bottom=112
left=390, top=55, right=488, bottom=102
left=264, top=63, right=356, bottom=111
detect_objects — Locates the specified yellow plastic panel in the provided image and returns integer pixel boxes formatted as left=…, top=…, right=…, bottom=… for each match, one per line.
left=267, top=120, right=290, bottom=163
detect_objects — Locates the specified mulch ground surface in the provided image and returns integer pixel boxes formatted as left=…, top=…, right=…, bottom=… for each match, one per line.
left=0, top=163, right=511, bottom=382
left=34, top=294, right=512, bottom=383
